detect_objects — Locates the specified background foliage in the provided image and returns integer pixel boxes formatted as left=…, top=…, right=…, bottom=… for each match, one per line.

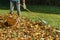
left=0, top=0, right=60, bottom=6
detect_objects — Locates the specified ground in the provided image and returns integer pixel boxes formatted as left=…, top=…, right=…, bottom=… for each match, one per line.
left=0, top=5, right=60, bottom=29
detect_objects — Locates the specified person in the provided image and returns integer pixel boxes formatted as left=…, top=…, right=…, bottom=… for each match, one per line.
left=10, top=0, right=26, bottom=16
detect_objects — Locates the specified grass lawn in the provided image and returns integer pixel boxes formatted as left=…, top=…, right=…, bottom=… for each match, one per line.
left=0, top=5, right=60, bottom=29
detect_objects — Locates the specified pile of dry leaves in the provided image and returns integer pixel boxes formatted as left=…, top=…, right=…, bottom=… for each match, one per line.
left=0, top=14, right=60, bottom=40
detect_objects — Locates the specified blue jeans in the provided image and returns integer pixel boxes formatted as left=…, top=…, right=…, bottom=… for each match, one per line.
left=10, top=0, right=20, bottom=15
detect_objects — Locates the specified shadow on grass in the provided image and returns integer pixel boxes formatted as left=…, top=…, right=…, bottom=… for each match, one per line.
left=27, top=5, right=60, bottom=14
left=0, top=4, right=9, bottom=10
left=0, top=4, right=60, bottom=14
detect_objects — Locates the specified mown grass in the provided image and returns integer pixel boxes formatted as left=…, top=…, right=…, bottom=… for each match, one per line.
left=0, top=5, right=60, bottom=29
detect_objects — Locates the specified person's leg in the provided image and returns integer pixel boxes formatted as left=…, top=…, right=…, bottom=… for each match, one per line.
left=16, top=1, right=20, bottom=16
left=10, top=0, right=14, bottom=14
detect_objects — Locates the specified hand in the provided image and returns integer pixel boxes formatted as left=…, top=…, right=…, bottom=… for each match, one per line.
left=23, top=3, right=26, bottom=9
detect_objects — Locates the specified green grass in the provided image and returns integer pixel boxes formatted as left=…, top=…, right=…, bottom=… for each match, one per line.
left=0, top=5, right=60, bottom=29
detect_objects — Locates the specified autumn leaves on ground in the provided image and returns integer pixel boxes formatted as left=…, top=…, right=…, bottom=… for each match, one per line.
left=0, top=14, right=60, bottom=40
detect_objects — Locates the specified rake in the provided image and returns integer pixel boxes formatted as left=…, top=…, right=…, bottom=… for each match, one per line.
left=20, top=4, right=48, bottom=25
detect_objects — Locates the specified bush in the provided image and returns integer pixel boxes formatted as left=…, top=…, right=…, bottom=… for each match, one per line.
left=0, top=0, right=60, bottom=6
